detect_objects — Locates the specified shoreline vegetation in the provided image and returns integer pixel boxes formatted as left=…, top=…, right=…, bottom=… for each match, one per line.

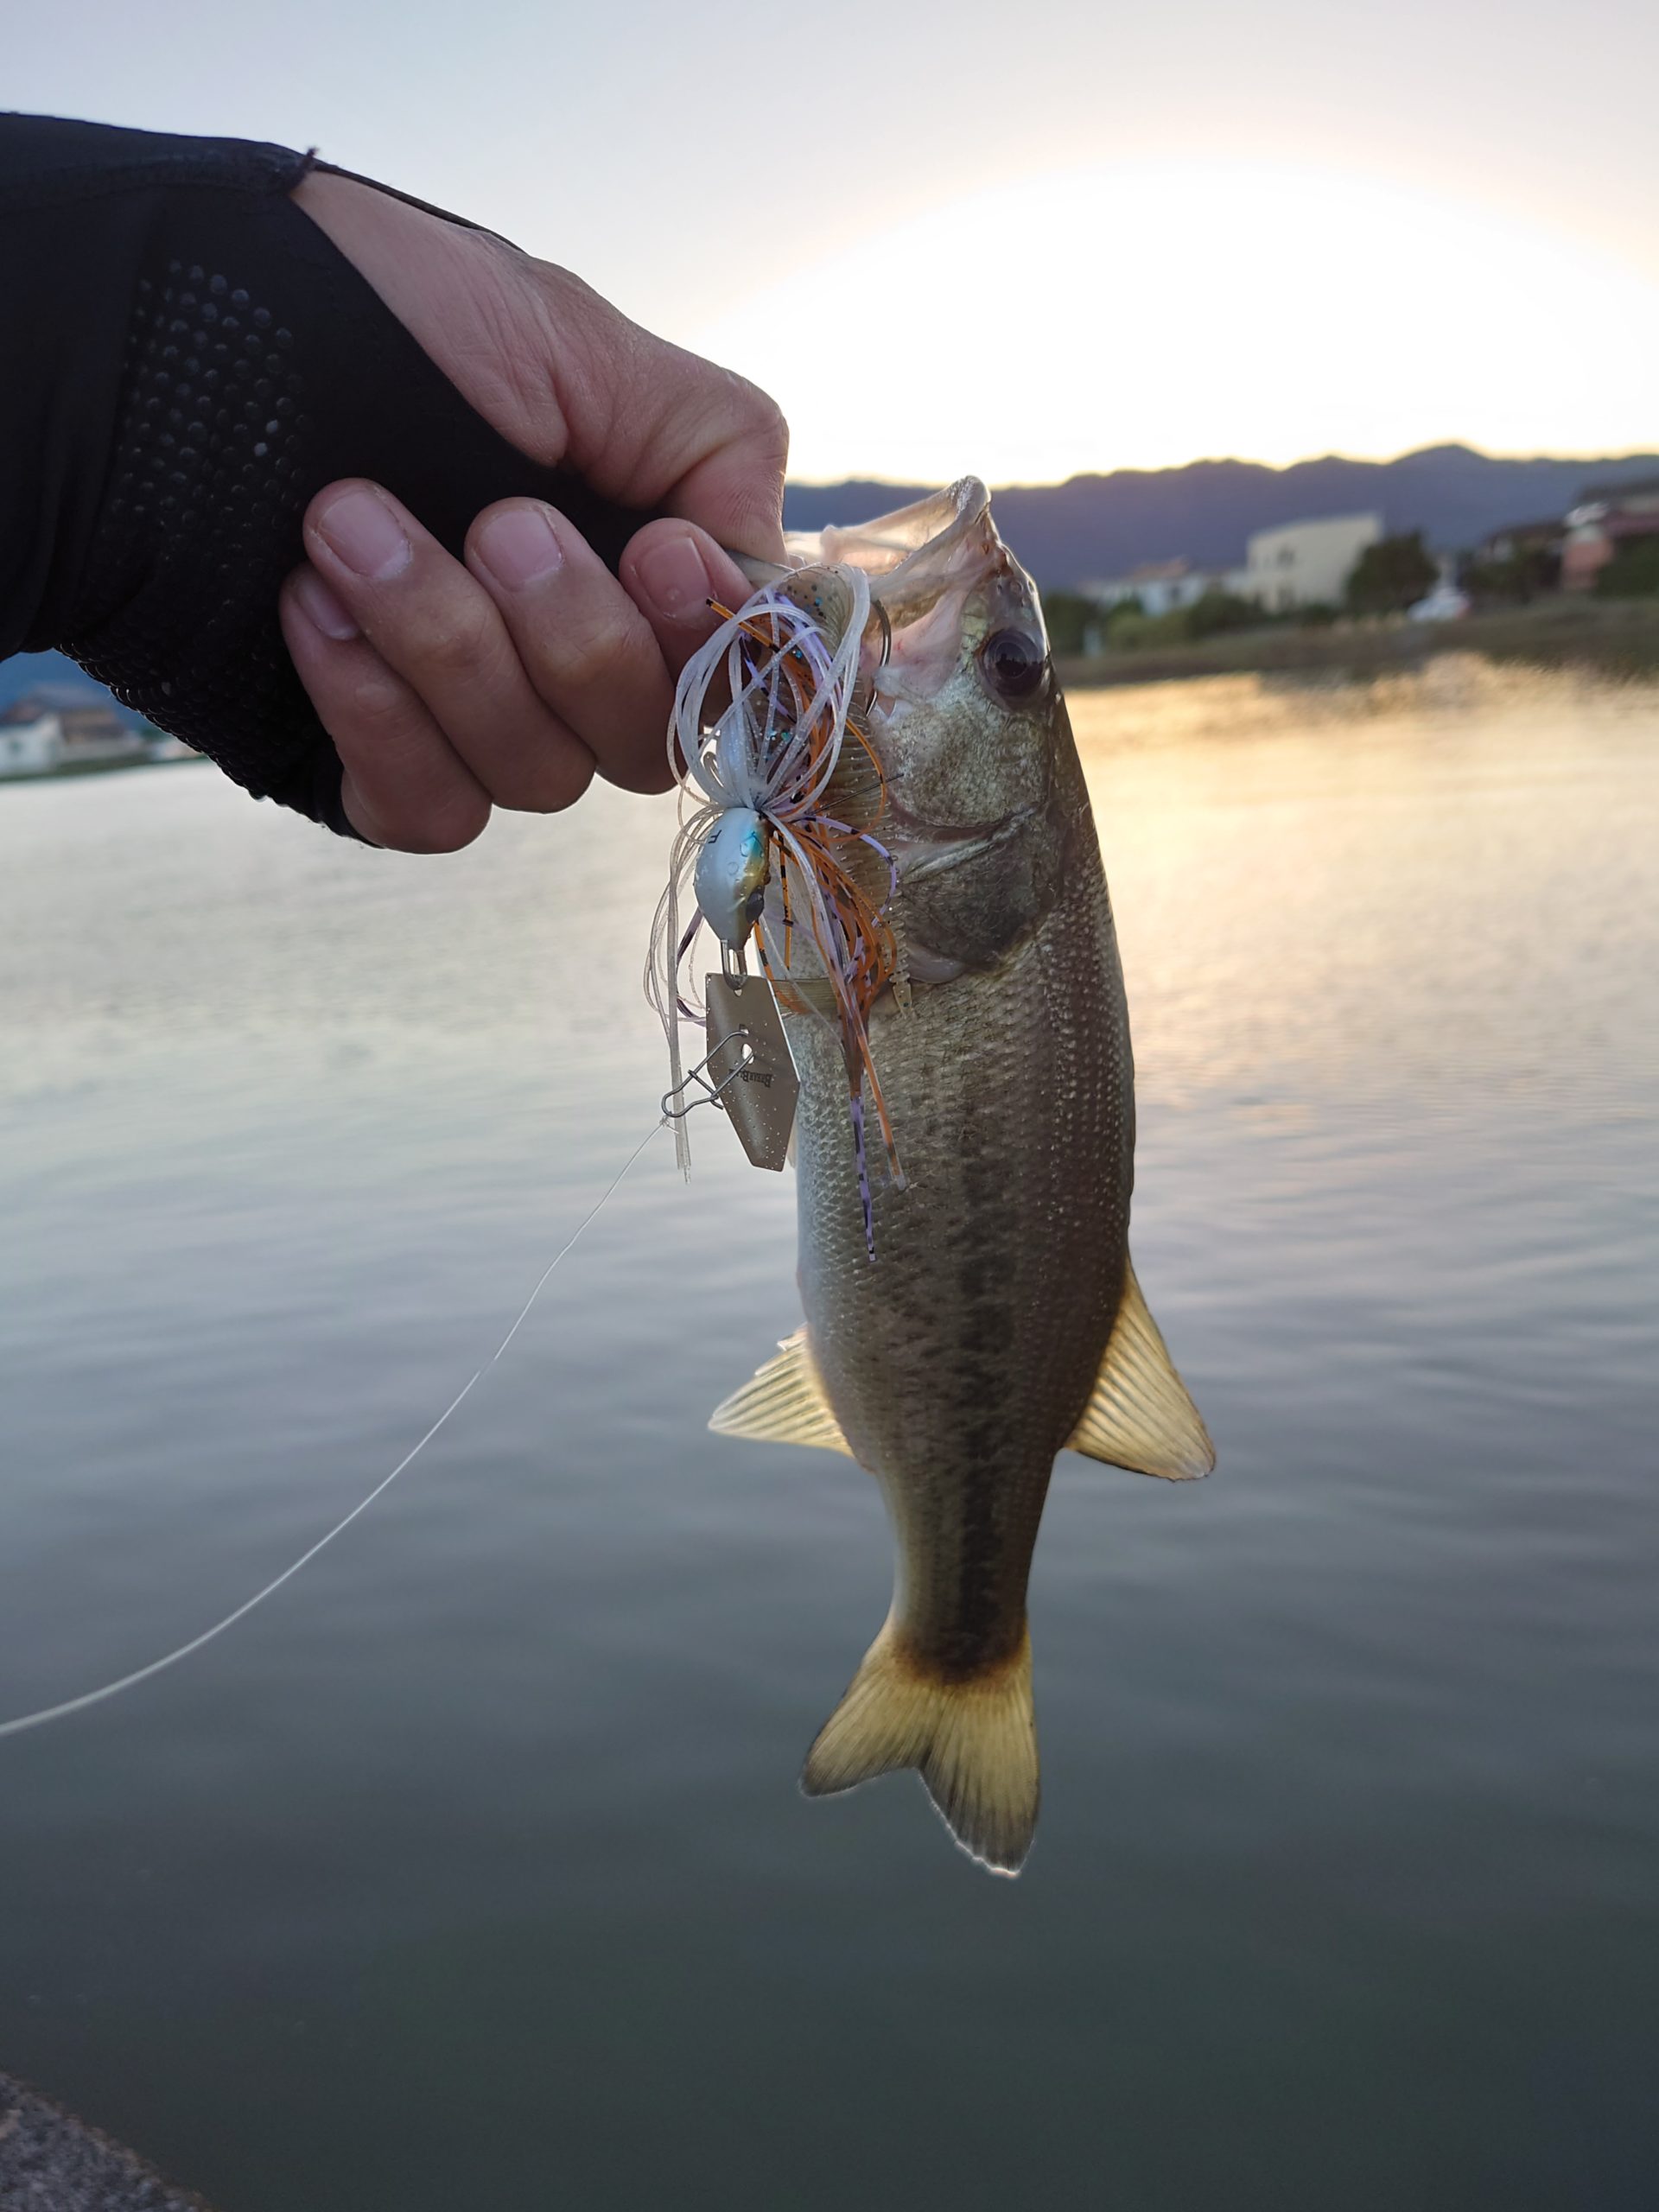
left=1058, top=595, right=1659, bottom=690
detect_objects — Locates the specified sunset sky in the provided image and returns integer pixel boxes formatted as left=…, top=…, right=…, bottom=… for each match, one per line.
left=10, top=0, right=1659, bottom=484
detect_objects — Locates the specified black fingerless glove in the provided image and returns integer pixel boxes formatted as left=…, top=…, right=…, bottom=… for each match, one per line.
left=0, top=112, right=643, bottom=836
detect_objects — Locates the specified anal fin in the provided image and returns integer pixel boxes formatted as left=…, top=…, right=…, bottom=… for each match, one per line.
left=709, top=1329, right=853, bottom=1455
left=1065, top=1256, right=1216, bottom=1480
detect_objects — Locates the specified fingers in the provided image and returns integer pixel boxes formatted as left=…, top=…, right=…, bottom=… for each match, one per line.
left=620, top=518, right=761, bottom=685
left=302, top=481, right=599, bottom=820
left=465, top=499, right=673, bottom=795
left=279, top=570, right=493, bottom=852
left=281, top=480, right=761, bottom=843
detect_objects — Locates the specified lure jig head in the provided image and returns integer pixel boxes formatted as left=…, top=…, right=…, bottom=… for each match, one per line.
left=694, top=807, right=770, bottom=949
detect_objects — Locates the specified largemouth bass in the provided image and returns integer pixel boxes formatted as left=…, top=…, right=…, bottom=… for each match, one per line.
left=709, top=480, right=1213, bottom=1874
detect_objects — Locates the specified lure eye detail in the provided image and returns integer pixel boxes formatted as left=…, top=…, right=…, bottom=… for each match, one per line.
left=977, top=627, right=1048, bottom=703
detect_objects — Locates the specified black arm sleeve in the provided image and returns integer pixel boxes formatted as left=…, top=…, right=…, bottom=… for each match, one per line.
left=0, top=112, right=648, bottom=836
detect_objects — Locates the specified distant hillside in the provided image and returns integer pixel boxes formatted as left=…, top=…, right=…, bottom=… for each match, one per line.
left=784, top=445, right=1659, bottom=588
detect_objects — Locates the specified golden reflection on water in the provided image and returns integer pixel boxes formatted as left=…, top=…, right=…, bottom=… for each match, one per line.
left=1070, top=658, right=1659, bottom=1116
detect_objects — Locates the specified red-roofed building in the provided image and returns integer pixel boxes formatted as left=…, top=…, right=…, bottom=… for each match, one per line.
left=1560, top=481, right=1659, bottom=591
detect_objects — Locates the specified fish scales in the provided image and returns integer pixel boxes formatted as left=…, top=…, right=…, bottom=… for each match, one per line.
left=791, top=754, right=1131, bottom=1681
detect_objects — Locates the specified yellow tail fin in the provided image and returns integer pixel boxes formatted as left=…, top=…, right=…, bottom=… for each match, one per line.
left=800, top=1622, right=1039, bottom=1876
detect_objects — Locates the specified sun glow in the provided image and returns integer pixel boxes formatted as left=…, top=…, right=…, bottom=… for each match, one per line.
left=690, top=164, right=1659, bottom=485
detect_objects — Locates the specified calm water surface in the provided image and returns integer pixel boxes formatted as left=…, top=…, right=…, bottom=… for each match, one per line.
left=0, top=658, right=1654, bottom=2209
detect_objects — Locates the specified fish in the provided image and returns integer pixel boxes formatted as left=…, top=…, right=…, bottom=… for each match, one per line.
left=706, top=479, right=1214, bottom=1875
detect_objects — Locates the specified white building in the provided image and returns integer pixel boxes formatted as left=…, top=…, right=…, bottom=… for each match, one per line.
left=1232, top=512, right=1382, bottom=612
left=1081, top=559, right=1232, bottom=619
left=0, top=714, right=63, bottom=778
left=0, top=687, right=172, bottom=777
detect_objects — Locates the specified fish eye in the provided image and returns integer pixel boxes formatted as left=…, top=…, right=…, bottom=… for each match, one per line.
left=976, top=627, right=1047, bottom=703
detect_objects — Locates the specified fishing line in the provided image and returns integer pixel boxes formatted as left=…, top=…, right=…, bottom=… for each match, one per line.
left=0, top=1115, right=669, bottom=1743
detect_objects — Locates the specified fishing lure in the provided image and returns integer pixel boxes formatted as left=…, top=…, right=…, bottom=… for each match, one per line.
left=646, top=568, right=906, bottom=1253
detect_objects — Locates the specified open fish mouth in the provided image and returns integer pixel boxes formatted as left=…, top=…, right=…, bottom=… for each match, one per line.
left=802, top=477, right=995, bottom=587
left=733, top=479, right=1011, bottom=645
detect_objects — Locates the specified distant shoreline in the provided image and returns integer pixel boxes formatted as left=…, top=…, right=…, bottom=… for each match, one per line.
left=0, top=748, right=204, bottom=789
left=1059, top=597, right=1659, bottom=690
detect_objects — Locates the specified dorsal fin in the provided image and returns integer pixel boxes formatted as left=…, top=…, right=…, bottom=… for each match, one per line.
left=709, top=1329, right=853, bottom=1455
left=1065, top=1257, right=1215, bottom=1480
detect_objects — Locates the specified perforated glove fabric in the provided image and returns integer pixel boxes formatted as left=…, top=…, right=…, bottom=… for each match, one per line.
left=0, top=113, right=645, bottom=835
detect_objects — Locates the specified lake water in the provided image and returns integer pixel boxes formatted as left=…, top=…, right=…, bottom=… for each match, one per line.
left=0, top=658, right=1655, bottom=2210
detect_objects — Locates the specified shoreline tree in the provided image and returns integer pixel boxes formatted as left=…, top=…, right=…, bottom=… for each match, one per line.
left=1345, top=531, right=1439, bottom=615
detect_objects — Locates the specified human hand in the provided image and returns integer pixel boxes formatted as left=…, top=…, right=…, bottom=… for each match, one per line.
left=277, top=170, right=787, bottom=850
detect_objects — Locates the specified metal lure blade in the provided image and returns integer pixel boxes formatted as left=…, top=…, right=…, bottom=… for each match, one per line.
left=705, top=973, right=799, bottom=1173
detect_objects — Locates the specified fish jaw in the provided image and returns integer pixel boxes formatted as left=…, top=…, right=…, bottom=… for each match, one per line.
left=799, top=477, right=997, bottom=588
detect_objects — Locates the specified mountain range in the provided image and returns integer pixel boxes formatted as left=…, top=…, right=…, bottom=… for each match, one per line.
left=783, top=445, right=1659, bottom=588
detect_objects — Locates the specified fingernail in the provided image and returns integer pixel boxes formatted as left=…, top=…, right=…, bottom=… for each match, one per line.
left=315, top=486, right=411, bottom=581
left=475, top=503, right=564, bottom=591
left=290, top=567, right=359, bottom=641
left=635, top=532, right=716, bottom=624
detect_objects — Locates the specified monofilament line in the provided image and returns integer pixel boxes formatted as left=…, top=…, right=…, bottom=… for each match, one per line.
left=0, top=1116, right=668, bottom=1743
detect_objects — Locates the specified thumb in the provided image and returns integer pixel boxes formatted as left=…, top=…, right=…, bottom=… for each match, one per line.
left=554, top=298, right=791, bottom=563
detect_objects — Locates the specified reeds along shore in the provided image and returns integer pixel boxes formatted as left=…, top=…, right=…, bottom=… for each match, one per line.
left=1058, top=595, right=1659, bottom=690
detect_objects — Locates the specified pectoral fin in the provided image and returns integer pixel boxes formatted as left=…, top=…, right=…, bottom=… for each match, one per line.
left=709, top=1329, right=853, bottom=1456
left=1066, top=1258, right=1216, bottom=1480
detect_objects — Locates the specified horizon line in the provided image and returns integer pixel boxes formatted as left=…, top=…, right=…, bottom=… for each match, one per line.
left=784, top=440, right=1659, bottom=493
